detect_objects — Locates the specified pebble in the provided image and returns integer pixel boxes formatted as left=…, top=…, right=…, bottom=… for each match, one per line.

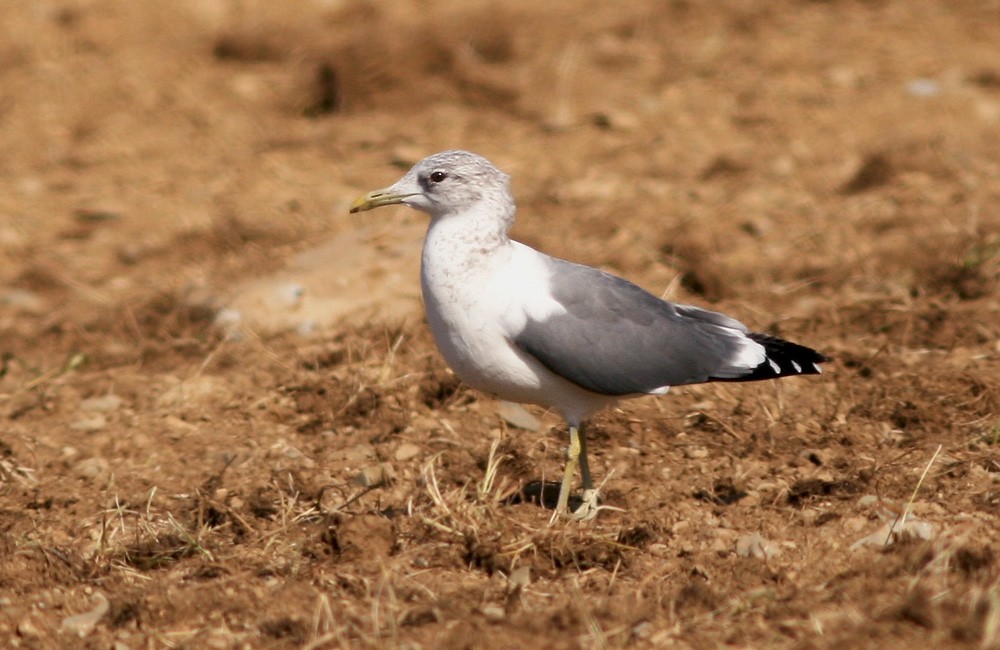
left=74, top=457, right=110, bottom=480
left=410, top=415, right=441, bottom=433
left=0, top=289, right=47, bottom=315
left=671, top=520, right=691, bottom=535
left=736, top=533, right=781, bottom=559
left=353, top=463, right=396, bottom=487
left=508, top=566, right=531, bottom=587
left=277, top=283, right=305, bottom=307
left=79, top=395, right=123, bottom=412
left=61, top=592, right=109, bottom=637
left=632, top=621, right=653, bottom=640
left=70, top=415, right=107, bottom=432
left=394, top=442, right=421, bottom=462
left=856, top=494, right=880, bottom=509
left=906, top=78, right=942, bottom=97
left=333, top=443, right=377, bottom=465
left=17, top=617, right=41, bottom=638
left=157, top=375, right=232, bottom=407
left=683, top=445, right=710, bottom=460
left=267, top=442, right=316, bottom=469
left=213, top=308, right=244, bottom=338
left=164, top=415, right=198, bottom=432
left=850, top=518, right=935, bottom=551
left=843, top=516, right=869, bottom=534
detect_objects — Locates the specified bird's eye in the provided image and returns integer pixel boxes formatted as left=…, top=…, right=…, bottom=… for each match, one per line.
left=429, top=171, right=447, bottom=183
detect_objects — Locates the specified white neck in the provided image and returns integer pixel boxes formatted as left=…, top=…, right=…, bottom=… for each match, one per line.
left=425, top=198, right=513, bottom=256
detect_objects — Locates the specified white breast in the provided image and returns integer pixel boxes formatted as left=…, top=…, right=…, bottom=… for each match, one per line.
left=420, top=223, right=614, bottom=422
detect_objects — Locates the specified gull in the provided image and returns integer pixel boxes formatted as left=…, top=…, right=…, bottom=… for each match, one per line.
left=351, top=150, right=827, bottom=519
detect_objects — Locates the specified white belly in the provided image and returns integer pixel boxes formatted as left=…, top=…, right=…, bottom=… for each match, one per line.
left=421, top=257, right=539, bottom=401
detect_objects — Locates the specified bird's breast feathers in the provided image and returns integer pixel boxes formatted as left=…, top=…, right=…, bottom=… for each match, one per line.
left=420, top=241, right=569, bottom=392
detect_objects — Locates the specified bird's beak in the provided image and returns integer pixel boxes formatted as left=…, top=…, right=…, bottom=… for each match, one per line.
left=349, top=187, right=416, bottom=213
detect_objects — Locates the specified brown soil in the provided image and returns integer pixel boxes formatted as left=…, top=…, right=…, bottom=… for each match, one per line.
left=2, top=1, right=1000, bottom=648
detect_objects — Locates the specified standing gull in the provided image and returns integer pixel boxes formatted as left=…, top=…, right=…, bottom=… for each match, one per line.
left=351, top=150, right=826, bottom=519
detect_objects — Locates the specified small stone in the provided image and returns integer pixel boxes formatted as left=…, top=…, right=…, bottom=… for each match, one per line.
left=508, top=566, right=531, bottom=587
left=70, top=415, right=107, bottom=432
left=842, top=515, right=870, bottom=534
left=334, top=443, right=377, bottom=465
left=61, top=592, right=109, bottom=637
left=268, top=442, right=316, bottom=469
left=736, top=532, right=781, bottom=559
left=353, top=464, right=395, bottom=487
left=683, top=446, right=710, bottom=460
left=632, top=621, right=653, bottom=640
left=480, top=604, right=505, bottom=621
left=79, top=395, right=123, bottom=412
left=1, top=289, right=47, bottom=315
left=213, top=308, right=243, bottom=334
left=17, top=617, right=41, bottom=638
left=839, top=153, right=893, bottom=194
left=906, top=78, right=942, bottom=97
left=74, top=457, right=109, bottom=480
left=671, top=520, right=691, bottom=535
left=411, top=416, right=440, bottom=433
left=850, top=517, right=936, bottom=551
left=800, top=509, right=819, bottom=526
left=276, top=283, right=305, bottom=307
left=394, top=442, right=421, bottom=462
left=856, top=494, right=880, bottom=509
left=157, top=376, right=232, bottom=407
left=164, top=416, right=198, bottom=432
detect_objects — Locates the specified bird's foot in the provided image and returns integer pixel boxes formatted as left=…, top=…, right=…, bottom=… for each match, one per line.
left=567, top=489, right=625, bottom=521
left=571, top=488, right=602, bottom=521
left=548, top=490, right=600, bottom=523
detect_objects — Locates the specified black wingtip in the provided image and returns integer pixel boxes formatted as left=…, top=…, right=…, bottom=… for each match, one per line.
left=715, top=332, right=829, bottom=383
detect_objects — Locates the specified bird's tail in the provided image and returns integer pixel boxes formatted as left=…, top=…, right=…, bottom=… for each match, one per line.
left=714, top=332, right=828, bottom=382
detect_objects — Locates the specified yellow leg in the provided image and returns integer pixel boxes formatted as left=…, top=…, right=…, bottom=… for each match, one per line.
left=573, top=427, right=601, bottom=520
left=552, top=425, right=582, bottom=520
left=578, top=429, right=593, bottom=492
left=551, top=425, right=602, bottom=521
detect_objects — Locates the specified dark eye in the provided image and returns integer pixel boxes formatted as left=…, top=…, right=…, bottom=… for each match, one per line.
left=429, top=171, right=447, bottom=183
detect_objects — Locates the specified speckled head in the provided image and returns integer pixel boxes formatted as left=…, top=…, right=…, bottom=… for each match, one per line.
left=350, top=150, right=514, bottom=221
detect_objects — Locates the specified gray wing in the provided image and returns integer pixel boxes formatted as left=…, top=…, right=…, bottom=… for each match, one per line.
left=513, top=258, right=760, bottom=396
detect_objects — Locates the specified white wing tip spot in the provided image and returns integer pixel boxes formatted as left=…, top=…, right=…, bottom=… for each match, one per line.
left=732, top=338, right=767, bottom=371
left=768, top=359, right=781, bottom=374
left=791, top=361, right=802, bottom=373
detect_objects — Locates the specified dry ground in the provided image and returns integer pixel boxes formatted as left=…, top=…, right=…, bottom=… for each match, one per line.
left=2, top=1, right=1000, bottom=648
